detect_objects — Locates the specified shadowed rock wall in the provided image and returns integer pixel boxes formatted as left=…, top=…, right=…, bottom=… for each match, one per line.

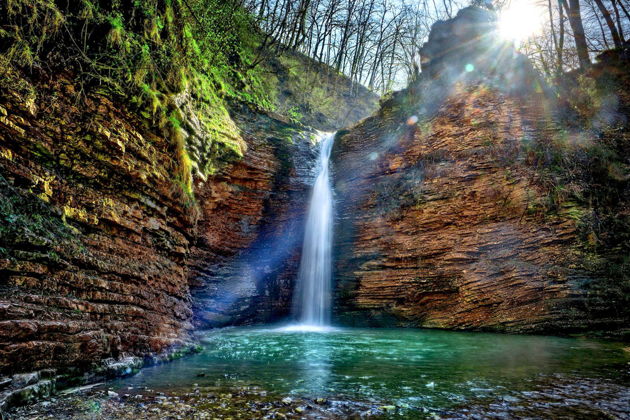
left=188, top=103, right=319, bottom=328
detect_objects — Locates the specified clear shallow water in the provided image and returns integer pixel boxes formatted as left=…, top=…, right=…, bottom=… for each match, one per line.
left=110, top=327, right=629, bottom=412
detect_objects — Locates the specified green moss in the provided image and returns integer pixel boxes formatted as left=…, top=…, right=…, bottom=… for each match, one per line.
left=0, top=174, right=83, bottom=266
left=261, top=51, right=376, bottom=128
left=0, top=0, right=274, bottom=201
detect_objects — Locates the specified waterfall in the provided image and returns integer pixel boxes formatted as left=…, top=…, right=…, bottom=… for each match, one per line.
left=292, top=132, right=335, bottom=327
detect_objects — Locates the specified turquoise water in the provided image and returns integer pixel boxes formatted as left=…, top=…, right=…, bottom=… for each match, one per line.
left=111, top=327, right=628, bottom=411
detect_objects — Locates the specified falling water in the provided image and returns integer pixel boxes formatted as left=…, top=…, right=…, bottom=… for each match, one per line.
left=292, top=132, right=335, bottom=327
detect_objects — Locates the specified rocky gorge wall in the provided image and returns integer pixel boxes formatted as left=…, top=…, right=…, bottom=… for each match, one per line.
left=0, top=72, right=198, bottom=376
left=0, top=62, right=372, bottom=407
left=188, top=102, right=319, bottom=329
left=330, top=6, right=628, bottom=334
left=332, top=84, right=588, bottom=331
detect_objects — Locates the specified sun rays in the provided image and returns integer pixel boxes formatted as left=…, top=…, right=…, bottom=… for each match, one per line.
left=497, top=0, right=546, bottom=45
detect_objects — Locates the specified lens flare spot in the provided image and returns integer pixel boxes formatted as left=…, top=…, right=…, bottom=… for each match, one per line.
left=498, top=1, right=545, bottom=44
left=369, top=152, right=379, bottom=161
left=465, top=63, right=475, bottom=72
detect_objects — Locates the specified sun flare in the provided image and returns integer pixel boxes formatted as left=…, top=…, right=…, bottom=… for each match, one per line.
left=498, top=1, right=545, bottom=44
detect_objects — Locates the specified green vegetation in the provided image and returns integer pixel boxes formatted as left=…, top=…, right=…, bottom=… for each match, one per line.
left=524, top=54, right=630, bottom=326
left=0, top=174, right=82, bottom=268
left=0, top=0, right=377, bottom=201
left=0, top=0, right=276, bottom=200
left=254, top=49, right=377, bottom=130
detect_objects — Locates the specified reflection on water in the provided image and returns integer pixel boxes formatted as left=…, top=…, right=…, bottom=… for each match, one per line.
left=290, top=330, right=332, bottom=395
left=110, top=327, right=629, bottom=410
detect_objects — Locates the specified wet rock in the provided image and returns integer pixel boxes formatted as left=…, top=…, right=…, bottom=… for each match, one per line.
left=0, top=378, right=12, bottom=391
left=11, top=373, right=40, bottom=388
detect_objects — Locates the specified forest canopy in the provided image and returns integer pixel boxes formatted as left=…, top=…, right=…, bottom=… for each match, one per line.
left=244, top=0, right=630, bottom=91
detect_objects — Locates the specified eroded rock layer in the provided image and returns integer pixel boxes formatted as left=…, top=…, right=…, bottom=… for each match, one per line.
left=0, top=73, right=197, bottom=375
left=329, top=5, right=613, bottom=333
left=332, top=83, right=592, bottom=332
left=188, top=103, right=318, bottom=328
left=0, top=70, right=324, bottom=378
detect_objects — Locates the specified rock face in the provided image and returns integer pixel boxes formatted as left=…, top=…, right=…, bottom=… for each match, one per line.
left=0, top=73, right=196, bottom=375
left=420, top=7, right=541, bottom=95
left=331, top=7, right=599, bottom=332
left=188, top=103, right=318, bottom=328
left=332, top=85, right=590, bottom=331
left=0, top=64, right=368, bottom=380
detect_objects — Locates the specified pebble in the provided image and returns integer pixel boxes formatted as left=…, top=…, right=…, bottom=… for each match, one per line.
left=11, top=374, right=627, bottom=420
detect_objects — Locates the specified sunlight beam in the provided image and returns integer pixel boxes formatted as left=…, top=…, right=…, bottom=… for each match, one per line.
left=497, top=1, right=546, bottom=45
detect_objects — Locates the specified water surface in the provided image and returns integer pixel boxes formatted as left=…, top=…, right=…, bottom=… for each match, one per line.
left=110, top=327, right=629, bottom=414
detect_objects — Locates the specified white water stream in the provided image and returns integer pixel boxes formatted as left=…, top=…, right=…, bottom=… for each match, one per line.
left=291, top=132, right=335, bottom=329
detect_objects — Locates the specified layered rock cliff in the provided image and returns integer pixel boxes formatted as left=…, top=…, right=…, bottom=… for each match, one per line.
left=188, top=102, right=319, bottom=328
left=333, top=85, right=585, bottom=331
left=331, top=7, right=629, bottom=333
left=0, top=72, right=198, bottom=376
left=0, top=67, right=373, bottom=406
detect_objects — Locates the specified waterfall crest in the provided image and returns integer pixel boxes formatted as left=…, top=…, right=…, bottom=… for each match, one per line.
left=292, top=132, right=335, bottom=327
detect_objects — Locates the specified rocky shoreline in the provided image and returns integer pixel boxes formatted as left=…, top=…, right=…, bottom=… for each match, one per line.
left=6, top=371, right=630, bottom=419
left=5, top=384, right=387, bottom=419
left=0, top=344, right=201, bottom=414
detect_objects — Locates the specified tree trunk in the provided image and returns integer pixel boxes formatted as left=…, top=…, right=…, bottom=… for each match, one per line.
left=561, top=0, right=590, bottom=69
left=616, top=0, right=630, bottom=22
left=557, top=1, right=565, bottom=75
left=611, top=0, right=626, bottom=43
left=593, top=0, right=623, bottom=48
left=591, top=0, right=611, bottom=49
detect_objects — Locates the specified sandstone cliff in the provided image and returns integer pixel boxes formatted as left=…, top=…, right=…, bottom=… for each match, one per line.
left=0, top=66, right=372, bottom=406
left=332, top=85, right=587, bottom=331
left=0, top=72, right=198, bottom=376
left=331, top=7, right=629, bottom=334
